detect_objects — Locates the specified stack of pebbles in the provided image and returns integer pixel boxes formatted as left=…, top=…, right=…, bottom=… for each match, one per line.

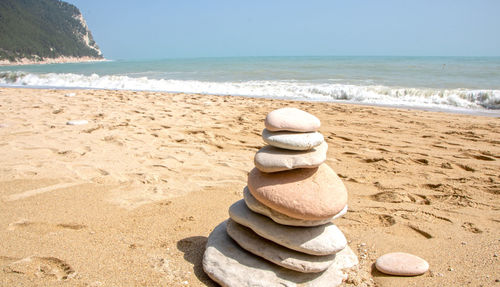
left=203, top=108, right=358, bottom=287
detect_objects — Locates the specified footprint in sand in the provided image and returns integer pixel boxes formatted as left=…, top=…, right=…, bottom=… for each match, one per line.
left=407, top=225, right=433, bottom=239
left=371, top=191, right=430, bottom=205
left=398, top=210, right=453, bottom=224
left=485, top=184, right=500, bottom=195
left=441, top=162, right=453, bottom=169
left=343, top=210, right=397, bottom=227
left=328, top=133, right=353, bottom=142
left=424, top=183, right=442, bottom=189
left=83, top=125, right=102, bottom=134
left=480, top=150, right=499, bottom=159
left=467, top=153, right=496, bottom=161
left=456, top=163, right=475, bottom=172
left=363, top=157, right=387, bottom=163
left=461, top=222, right=483, bottom=234
left=432, top=144, right=447, bottom=149
left=102, top=135, right=125, bottom=146
left=57, top=150, right=84, bottom=160
left=378, top=214, right=396, bottom=227
left=149, top=255, right=171, bottom=274
left=3, top=256, right=76, bottom=280
left=431, top=194, right=478, bottom=207
left=413, top=158, right=429, bottom=165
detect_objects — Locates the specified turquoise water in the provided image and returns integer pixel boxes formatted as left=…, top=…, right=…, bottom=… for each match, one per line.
left=1, top=56, right=499, bottom=113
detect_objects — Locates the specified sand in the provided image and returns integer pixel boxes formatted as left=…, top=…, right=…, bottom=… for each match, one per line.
left=0, top=87, right=498, bottom=286
left=0, top=56, right=106, bottom=66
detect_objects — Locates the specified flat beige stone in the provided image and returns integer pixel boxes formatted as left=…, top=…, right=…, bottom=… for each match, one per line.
left=265, top=107, right=321, bottom=132
left=243, top=187, right=347, bottom=227
left=248, top=163, right=348, bottom=220
left=203, top=220, right=358, bottom=287
left=229, top=200, right=347, bottom=256
left=254, top=142, right=328, bottom=173
left=262, top=129, right=324, bottom=151
left=226, top=219, right=336, bottom=273
left=375, top=252, right=429, bottom=276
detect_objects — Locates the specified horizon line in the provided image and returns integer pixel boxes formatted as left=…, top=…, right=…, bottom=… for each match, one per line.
left=107, top=54, right=500, bottom=61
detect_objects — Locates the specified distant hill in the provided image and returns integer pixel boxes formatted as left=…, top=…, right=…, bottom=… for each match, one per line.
left=0, top=0, right=103, bottom=64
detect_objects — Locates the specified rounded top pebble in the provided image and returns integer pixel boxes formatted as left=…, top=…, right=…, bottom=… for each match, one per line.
left=375, top=252, right=429, bottom=276
left=265, top=108, right=321, bottom=132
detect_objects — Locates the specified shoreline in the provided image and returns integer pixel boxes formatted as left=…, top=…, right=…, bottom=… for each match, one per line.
left=0, top=56, right=108, bottom=66
left=0, top=87, right=499, bottom=286
left=0, top=85, right=498, bottom=118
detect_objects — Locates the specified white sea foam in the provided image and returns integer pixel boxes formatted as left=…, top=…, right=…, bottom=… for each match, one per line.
left=1, top=71, right=499, bottom=111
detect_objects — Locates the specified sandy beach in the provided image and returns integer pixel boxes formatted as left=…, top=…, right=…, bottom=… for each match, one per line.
left=0, top=87, right=498, bottom=286
left=0, top=57, right=106, bottom=66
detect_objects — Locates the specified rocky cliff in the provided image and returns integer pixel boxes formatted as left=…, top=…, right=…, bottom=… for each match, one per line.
left=0, top=0, right=103, bottom=65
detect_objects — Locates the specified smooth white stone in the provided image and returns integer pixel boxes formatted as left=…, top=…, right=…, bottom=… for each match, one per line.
left=226, top=219, right=336, bottom=273
left=254, top=142, right=328, bottom=173
left=265, top=107, right=321, bottom=132
left=229, top=200, right=347, bottom=256
left=262, top=129, right=324, bottom=151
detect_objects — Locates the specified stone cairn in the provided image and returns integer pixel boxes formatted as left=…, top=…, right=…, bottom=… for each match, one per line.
left=202, top=108, right=358, bottom=287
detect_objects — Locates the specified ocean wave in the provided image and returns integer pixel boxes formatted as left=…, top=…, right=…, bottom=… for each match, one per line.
left=1, top=71, right=499, bottom=110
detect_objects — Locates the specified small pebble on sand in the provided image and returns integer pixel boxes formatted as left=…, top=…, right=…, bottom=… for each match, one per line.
left=67, top=120, right=89, bottom=125
left=375, top=252, right=429, bottom=276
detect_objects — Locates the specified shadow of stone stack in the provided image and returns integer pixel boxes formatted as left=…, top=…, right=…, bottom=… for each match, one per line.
left=203, top=108, right=358, bottom=287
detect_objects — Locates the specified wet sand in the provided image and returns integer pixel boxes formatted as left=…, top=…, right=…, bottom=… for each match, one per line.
left=0, top=87, right=499, bottom=286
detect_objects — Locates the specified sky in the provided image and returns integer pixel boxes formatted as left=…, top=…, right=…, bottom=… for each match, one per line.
left=66, top=0, right=500, bottom=60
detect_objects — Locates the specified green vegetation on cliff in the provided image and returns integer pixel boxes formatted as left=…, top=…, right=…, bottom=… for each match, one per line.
left=0, top=0, right=103, bottom=62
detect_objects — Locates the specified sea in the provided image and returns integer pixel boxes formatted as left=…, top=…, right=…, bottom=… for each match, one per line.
left=1, top=56, right=499, bottom=116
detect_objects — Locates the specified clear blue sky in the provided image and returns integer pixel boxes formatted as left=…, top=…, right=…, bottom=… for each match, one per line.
left=66, top=0, right=500, bottom=60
